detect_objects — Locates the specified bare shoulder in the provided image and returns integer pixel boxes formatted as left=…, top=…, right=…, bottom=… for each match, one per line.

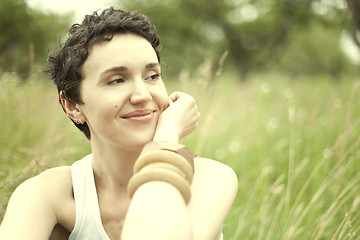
left=194, top=157, right=238, bottom=189
left=35, top=166, right=72, bottom=187
left=194, top=157, right=236, bottom=171
left=189, top=157, right=238, bottom=240
left=18, top=166, right=72, bottom=199
left=0, top=166, right=73, bottom=239
left=8, top=166, right=74, bottom=220
left=28, top=166, right=75, bottom=228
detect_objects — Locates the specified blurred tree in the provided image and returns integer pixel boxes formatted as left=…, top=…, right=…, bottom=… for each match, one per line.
left=345, top=0, right=360, bottom=48
left=276, top=22, right=350, bottom=78
left=118, top=0, right=354, bottom=79
left=0, top=0, right=70, bottom=78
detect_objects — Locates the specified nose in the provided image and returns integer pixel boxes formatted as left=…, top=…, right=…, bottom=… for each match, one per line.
left=129, top=79, right=152, bottom=105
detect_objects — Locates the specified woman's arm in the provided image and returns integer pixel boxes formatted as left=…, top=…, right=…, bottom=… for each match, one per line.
left=122, top=92, right=238, bottom=240
left=122, top=181, right=192, bottom=240
left=122, top=158, right=238, bottom=240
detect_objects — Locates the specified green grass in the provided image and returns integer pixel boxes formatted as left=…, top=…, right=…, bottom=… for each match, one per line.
left=0, top=69, right=359, bottom=239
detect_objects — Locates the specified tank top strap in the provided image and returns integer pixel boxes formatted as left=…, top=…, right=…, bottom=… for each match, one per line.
left=69, top=154, right=110, bottom=240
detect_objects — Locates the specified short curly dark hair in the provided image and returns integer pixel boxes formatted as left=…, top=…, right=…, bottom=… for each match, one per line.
left=47, top=7, right=161, bottom=140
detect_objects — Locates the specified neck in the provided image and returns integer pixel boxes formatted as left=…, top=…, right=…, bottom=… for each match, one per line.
left=90, top=139, right=143, bottom=190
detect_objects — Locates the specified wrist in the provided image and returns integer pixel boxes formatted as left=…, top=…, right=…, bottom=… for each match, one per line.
left=153, top=127, right=180, bottom=144
left=128, top=141, right=195, bottom=204
left=138, top=142, right=195, bottom=174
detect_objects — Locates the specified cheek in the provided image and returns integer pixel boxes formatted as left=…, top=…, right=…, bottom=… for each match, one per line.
left=82, top=97, right=119, bottom=121
left=156, top=88, right=169, bottom=112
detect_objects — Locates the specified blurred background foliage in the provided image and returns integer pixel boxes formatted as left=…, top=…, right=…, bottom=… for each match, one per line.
left=1, top=1, right=360, bottom=238
left=118, top=0, right=359, bottom=79
left=0, top=0, right=70, bottom=78
left=0, top=0, right=359, bottom=80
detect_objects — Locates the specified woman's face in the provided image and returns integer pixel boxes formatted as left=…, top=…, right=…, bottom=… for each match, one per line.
left=77, top=33, right=169, bottom=149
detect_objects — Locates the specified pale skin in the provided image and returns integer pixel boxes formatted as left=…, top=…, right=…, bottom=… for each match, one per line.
left=0, top=33, right=238, bottom=240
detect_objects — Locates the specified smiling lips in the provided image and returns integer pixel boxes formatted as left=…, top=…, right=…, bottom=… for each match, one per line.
left=121, top=109, right=156, bottom=122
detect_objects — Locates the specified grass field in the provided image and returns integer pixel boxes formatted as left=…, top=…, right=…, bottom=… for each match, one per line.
left=0, top=69, right=359, bottom=239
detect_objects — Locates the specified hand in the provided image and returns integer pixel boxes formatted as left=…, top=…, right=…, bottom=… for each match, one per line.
left=154, top=92, right=200, bottom=143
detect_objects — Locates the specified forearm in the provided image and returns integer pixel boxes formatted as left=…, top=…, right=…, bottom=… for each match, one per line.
left=121, top=181, right=192, bottom=240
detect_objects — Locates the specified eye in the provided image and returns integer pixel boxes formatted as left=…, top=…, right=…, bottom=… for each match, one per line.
left=108, top=77, right=125, bottom=85
left=145, top=73, right=160, bottom=81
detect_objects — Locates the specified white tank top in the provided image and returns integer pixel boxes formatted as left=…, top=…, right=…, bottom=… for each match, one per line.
left=68, top=154, right=224, bottom=240
left=69, top=154, right=110, bottom=240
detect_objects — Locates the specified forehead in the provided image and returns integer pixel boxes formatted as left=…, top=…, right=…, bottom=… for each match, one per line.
left=91, top=33, right=154, bottom=52
left=82, top=33, right=158, bottom=77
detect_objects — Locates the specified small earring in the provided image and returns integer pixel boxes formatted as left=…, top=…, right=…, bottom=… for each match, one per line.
left=77, top=119, right=84, bottom=124
left=72, top=118, right=82, bottom=124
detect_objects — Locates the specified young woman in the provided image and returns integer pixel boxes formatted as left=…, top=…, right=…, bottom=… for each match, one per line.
left=0, top=7, right=238, bottom=240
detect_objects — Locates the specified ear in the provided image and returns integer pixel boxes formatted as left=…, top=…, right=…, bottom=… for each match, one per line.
left=60, top=91, right=86, bottom=124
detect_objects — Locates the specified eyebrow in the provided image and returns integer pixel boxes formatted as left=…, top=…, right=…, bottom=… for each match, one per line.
left=100, top=63, right=160, bottom=76
left=145, top=63, right=160, bottom=70
left=100, top=66, right=127, bottom=77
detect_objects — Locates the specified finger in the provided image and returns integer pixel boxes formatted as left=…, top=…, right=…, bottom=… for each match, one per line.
left=169, top=91, right=185, bottom=102
left=168, top=97, right=174, bottom=106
